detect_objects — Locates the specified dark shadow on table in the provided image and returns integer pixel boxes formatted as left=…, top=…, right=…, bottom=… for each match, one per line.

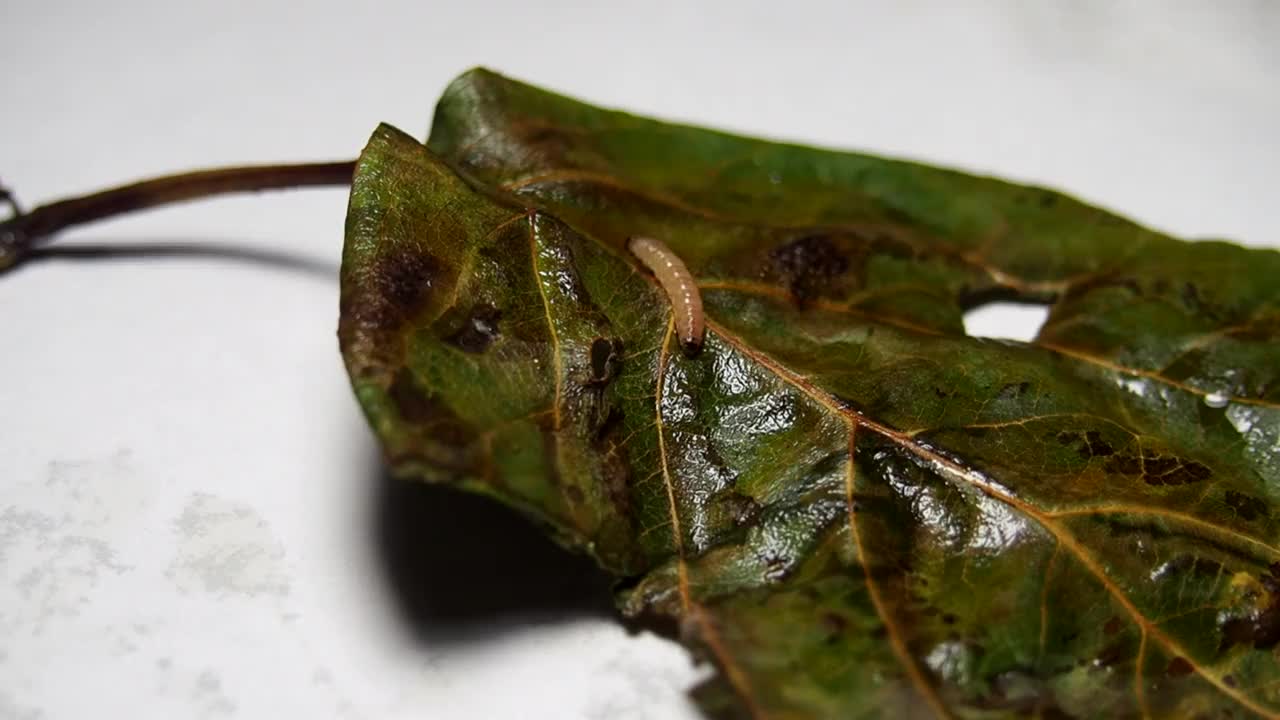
left=13, top=236, right=647, bottom=653
left=371, top=466, right=618, bottom=646
left=13, top=239, right=337, bottom=280
left=15, top=236, right=617, bottom=646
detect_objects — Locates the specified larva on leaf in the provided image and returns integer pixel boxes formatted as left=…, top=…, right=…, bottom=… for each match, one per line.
left=628, top=236, right=705, bottom=356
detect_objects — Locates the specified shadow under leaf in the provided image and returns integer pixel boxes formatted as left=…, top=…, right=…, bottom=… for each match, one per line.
left=371, top=467, right=618, bottom=646
left=17, top=239, right=338, bottom=280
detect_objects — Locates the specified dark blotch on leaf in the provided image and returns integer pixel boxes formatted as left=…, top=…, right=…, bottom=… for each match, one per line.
left=1083, top=431, right=1115, bottom=458
left=1103, top=453, right=1211, bottom=486
left=1166, top=656, right=1194, bottom=678
left=1056, top=430, right=1117, bottom=460
left=1103, top=454, right=1143, bottom=476
left=387, top=368, right=477, bottom=446
left=1225, top=490, right=1269, bottom=522
left=1145, top=456, right=1212, bottom=486
left=1095, top=640, right=1128, bottom=668
left=387, top=369, right=437, bottom=423
left=594, top=408, right=634, bottom=516
left=589, top=337, right=617, bottom=384
left=1218, top=571, right=1280, bottom=652
left=769, top=234, right=849, bottom=305
left=512, top=125, right=574, bottom=165
left=819, top=612, right=848, bottom=642
left=339, top=243, right=445, bottom=365
left=446, top=303, right=502, bottom=353
left=1180, top=282, right=1204, bottom=312
left=1157, top=555, right=1223, bottom=581
left=714, top=490, right=762, bottom=528
left=1103, top=617, right=1123, bottom=636
left=1220, top=615, right=1280, bottom=652
left=371, top=245, right=442, bottom=331
left=996, top=381, right=1030, bottom=400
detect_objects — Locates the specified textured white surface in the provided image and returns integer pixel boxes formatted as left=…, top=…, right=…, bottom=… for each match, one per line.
left=1, top=2, right=1278, bottom=719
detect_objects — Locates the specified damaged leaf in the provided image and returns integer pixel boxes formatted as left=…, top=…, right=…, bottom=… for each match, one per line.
left=340, top=69, right=1280, bottom=719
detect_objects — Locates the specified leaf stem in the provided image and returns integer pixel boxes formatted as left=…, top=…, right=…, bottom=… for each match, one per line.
left=0, top=160, right=356, bottom=272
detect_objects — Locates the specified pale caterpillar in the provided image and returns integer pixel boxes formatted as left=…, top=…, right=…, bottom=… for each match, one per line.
left=628, top=236, right=705, bottom=355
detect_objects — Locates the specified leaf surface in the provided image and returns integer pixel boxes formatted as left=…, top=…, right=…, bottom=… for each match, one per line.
left=340, top=69, right=1280, bottom=719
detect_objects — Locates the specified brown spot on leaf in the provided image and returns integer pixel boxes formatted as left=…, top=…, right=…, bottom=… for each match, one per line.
left=446, top=303, right=502, bottom=353
left=1103, top=617, right=1123, bottom=636
left=387, top=369, right=478, bottom=447
left=768, top=234, right=849, bottom=305
left=591, top=407, right=635, bottom=525
left=714, top=490, right=762, bottom=527
left=1165, top=656, right=1194, bottom=678
left=339, top=242, right=446, bottom=367
left=1103, top=453, right=1211, bottom=486
left=819, top=612, right=848, bottom=642
left=588, top=338, right=623, bottom=386
left=1103, top=454, right=1143, bottom=476
left=367, top=245, right=442, bottom=332
left=1083, top=431, right=1115, bottom=457
left=534, top=414, right=569, bottom=501
left=1095, top=640, right=1127, bottom=667
left=1157, top=555, right=1223, bottom=581
left=1057, top=430, right=1118, bottom=461
left=1218, top=571, right=1280, bottom=652
left=1221, top=617, right=1262, bottom=651
left=512, top=124, right=575, bottom=165
left=1180, top=282, right=1204, bottom=312
left=995, top=381, right=1030, bottom=400
left=1144, top=456, right=1212, bottom=486
left=1225, top=490, right=1269, bottom=522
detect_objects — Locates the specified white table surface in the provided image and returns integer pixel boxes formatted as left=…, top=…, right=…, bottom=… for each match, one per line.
left=2, top=2, right=1277, bottom=718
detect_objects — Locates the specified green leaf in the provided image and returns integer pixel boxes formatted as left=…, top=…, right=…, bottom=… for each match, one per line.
left=340, top=69, right=1280, bottom=719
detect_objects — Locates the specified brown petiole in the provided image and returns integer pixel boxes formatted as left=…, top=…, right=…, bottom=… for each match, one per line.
left=0, top=161, right=357, bottom=272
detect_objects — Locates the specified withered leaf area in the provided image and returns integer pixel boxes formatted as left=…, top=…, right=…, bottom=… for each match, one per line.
left=339, top=69, right=1280, bottom=719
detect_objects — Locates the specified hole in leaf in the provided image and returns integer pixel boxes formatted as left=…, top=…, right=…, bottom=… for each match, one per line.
left=962, top=302, right=1050, bottom=343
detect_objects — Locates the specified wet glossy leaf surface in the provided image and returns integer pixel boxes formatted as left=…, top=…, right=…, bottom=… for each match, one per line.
left=340, top=70, right=1280, bottom=719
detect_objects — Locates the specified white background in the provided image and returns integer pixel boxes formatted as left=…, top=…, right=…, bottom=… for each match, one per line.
left=1, top=2, right=1277, bottom=719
